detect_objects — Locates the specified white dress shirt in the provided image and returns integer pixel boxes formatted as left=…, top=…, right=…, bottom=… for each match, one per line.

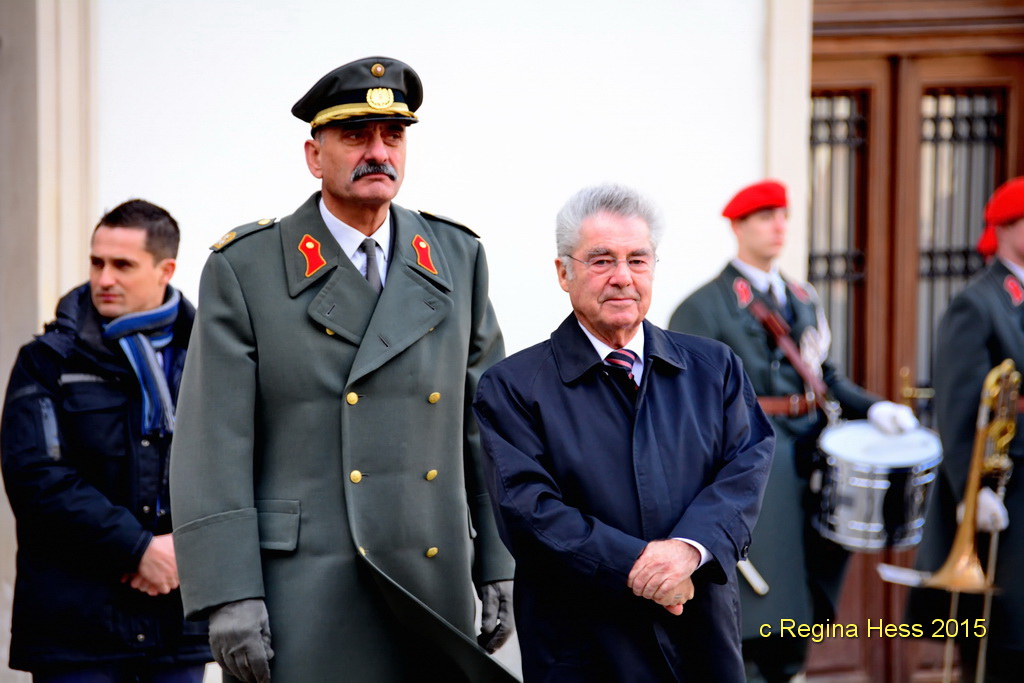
left=319, top=198, right=391, bottom=286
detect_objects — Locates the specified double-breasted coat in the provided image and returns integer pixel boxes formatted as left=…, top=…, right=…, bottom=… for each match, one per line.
left=169, top=193, right=515, bottom=681
left=909, top=259, right=1024, bottom=652
left=669, top=264, right=877, bottom=639
left=473, top=316, right=774, bottom=682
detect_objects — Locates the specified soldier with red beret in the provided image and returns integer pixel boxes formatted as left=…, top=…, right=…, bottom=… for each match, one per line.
left=909, top=176, right=1024, bottom=682
left=670, top=179, right=918, bottom=682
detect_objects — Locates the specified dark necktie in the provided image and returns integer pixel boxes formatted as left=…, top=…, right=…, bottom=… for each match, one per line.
left=605, top=348, right=639, bottom=387
left=360, top=238, right=382, bottom=296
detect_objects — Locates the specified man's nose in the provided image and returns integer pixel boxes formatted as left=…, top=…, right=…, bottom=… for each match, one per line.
left=364, top=131, right=389, bottom=163
left=95, top=266, right=116, bottom=287
left=607, top=259, right=634, bottom=285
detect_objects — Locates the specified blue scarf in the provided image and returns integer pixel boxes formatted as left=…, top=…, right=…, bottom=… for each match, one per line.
left=102, top=288, right=181, bottom=436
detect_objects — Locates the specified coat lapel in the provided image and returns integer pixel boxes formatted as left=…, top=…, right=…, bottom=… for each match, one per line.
left=347, top=206, right=453, bottom=384
left=279, top=193, right=379, bottom=345
left=718, top=264, right=768, bottom=336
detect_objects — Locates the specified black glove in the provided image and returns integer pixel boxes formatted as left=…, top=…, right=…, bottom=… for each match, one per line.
left=209, top=598, right=274, bottom=683
left=478, top=580, right=515, bottom=653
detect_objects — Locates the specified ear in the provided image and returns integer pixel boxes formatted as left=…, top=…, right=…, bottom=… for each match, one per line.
left=555, top=257, right=571, bottom=293
left=304, top=138, right=324, bottom=179
left=729, top=218, right=743, bottom=242
left=157, top=258, right=177, bottom=286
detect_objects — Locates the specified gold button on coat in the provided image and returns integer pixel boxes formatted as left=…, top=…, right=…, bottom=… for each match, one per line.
left=346, top=392, right=359, bottom=405
left=425, top=547, right=439, bottom=558
left=425, top=469, right=438, bottom=481
left=350, top=470, right=363, bottom=483
left=427, top=392, right=441, bottom=404
left=325, top=328, right=335, bottom=336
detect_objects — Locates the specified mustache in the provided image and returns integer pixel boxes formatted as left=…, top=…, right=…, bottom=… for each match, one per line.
left=351, top=163, right=398, bottom=182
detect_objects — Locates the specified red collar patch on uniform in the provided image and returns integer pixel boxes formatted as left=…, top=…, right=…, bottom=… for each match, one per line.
left=787, top=281, right=810, bottom=303
left=1004, top=275, right=1024, bottom=307
left=298, top=234, right=326, bottom=277
left=412, top=234, right=438, bottom=275
left=733, top=277, right=753, bottom=308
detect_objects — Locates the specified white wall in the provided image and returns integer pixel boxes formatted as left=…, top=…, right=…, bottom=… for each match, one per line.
left=94, top=0, right=768, bottom=354
left=0, top=2, right=806, bottom=679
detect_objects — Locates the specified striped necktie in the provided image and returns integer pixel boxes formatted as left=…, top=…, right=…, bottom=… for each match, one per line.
left=605, top=348, right=639, bottom=386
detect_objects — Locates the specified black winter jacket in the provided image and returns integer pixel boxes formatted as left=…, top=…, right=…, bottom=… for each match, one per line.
left=0, top=284, right=209, bottom=671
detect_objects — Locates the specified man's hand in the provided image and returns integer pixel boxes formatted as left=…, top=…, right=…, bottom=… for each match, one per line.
left=209, top=598, right=274, bottom=683
left=958, top=487, right=1010, bottom=533
left=478, top=580, right=515, bottom=653
left=627, top=539, right=700, bottom=612
left=126, top=534, right=179, bottom=596
left=661, top=577, right=695, bottom=616
left=867, top=401, right=919, bottom=435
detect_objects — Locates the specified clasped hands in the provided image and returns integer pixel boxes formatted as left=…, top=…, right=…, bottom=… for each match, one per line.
left=627, top=539, right=699, bottom=616
left=121, top=533, right=179, bottom=596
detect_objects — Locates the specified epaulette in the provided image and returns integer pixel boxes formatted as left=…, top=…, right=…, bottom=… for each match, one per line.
left=210, top=218, right=277, bottom=251
left=418, top=210, right=479, bottom=238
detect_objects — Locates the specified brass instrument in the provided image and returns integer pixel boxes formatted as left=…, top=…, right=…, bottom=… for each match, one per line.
left=924, top=359, right=1019, bottom=683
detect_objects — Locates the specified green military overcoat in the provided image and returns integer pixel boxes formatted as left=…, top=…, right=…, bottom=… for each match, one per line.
left=669, top=264, right=876, bottom=640
left=170, top=193, right=516, bottom=681
left=909, top=259, right=1024, bottom=653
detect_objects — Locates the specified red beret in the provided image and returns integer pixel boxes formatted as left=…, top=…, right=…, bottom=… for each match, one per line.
left=722, top=180, right=788, bottom=220
left=977, top=177, right=1024, bottom=256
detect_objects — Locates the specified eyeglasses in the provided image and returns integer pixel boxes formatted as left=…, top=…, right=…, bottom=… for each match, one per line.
left=564, top=254, right=658, bottom=275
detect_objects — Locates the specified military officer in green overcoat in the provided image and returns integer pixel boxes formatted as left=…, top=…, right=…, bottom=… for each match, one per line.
left=669, top=180, right=917, bottom=682
left=908, top=177, right=1024, bottom=682
left=170, top=57, right=516, bottom=682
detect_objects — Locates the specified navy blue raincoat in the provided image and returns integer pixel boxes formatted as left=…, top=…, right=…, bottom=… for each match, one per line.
left=474, top=315, right=774, bottom=682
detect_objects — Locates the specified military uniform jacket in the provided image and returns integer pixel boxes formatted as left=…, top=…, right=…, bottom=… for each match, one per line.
left=170, top=193, right=515, bottom=682
left=669, top=264, right=877, bottom=638
left=475, top=316, right=774, bottom=682
left=911, top=259, right=1024, bottom=650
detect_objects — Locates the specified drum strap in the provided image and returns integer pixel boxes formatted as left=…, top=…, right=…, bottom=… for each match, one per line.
left=748, top=298, right=832, bottom=412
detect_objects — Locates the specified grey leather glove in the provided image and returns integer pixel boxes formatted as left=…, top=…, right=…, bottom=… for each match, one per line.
left=209, top=598, right=274, bottom=683
left=478, top=580, right=515, bottom=653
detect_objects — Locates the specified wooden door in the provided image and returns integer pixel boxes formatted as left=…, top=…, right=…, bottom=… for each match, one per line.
left=808, top=3, right=1024, bottom=680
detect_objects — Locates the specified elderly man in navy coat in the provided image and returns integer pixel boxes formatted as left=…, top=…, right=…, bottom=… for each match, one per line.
left=473, top=184, right=774, bottom=681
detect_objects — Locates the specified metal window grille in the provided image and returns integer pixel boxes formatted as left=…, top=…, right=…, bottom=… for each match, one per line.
left=916, top=89, right=1005, bottom=409
left=809, top=93, right=867, bottom=377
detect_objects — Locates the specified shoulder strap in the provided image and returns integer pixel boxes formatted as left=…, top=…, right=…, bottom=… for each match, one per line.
left=747, top=298, right=831, bottom=410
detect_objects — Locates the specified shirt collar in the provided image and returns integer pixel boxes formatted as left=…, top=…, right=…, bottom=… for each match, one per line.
left=999, top=256, right=1024, bottom=286
left=318, top=198, right=391, bottom=264
left=731, top=257, right=786, bottom=303
left=577, top=321, right=646, bottom=382
left=731, top=257, right=779, bottom=291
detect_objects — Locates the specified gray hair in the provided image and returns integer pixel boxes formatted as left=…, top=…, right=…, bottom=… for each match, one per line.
left=555, top=184, right=664, bottom=274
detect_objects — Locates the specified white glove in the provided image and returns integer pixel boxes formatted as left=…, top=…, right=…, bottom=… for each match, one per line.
left=958, top=487, right=1010, bottom=533
left=867, top=401, right=919, bottom=435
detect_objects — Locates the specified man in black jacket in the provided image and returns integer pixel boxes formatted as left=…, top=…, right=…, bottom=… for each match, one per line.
left=0, top=200, right=210, bottom=681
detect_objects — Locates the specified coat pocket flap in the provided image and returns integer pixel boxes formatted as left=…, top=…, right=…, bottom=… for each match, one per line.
left=62, top=384, right=127, bottom=412
left=256, top=499, right=300, bottom=551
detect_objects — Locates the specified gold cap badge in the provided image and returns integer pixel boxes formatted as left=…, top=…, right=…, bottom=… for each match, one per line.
left=366, top=88, right=395, bottom=110
left=371, top=63, right=385, bottom=77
